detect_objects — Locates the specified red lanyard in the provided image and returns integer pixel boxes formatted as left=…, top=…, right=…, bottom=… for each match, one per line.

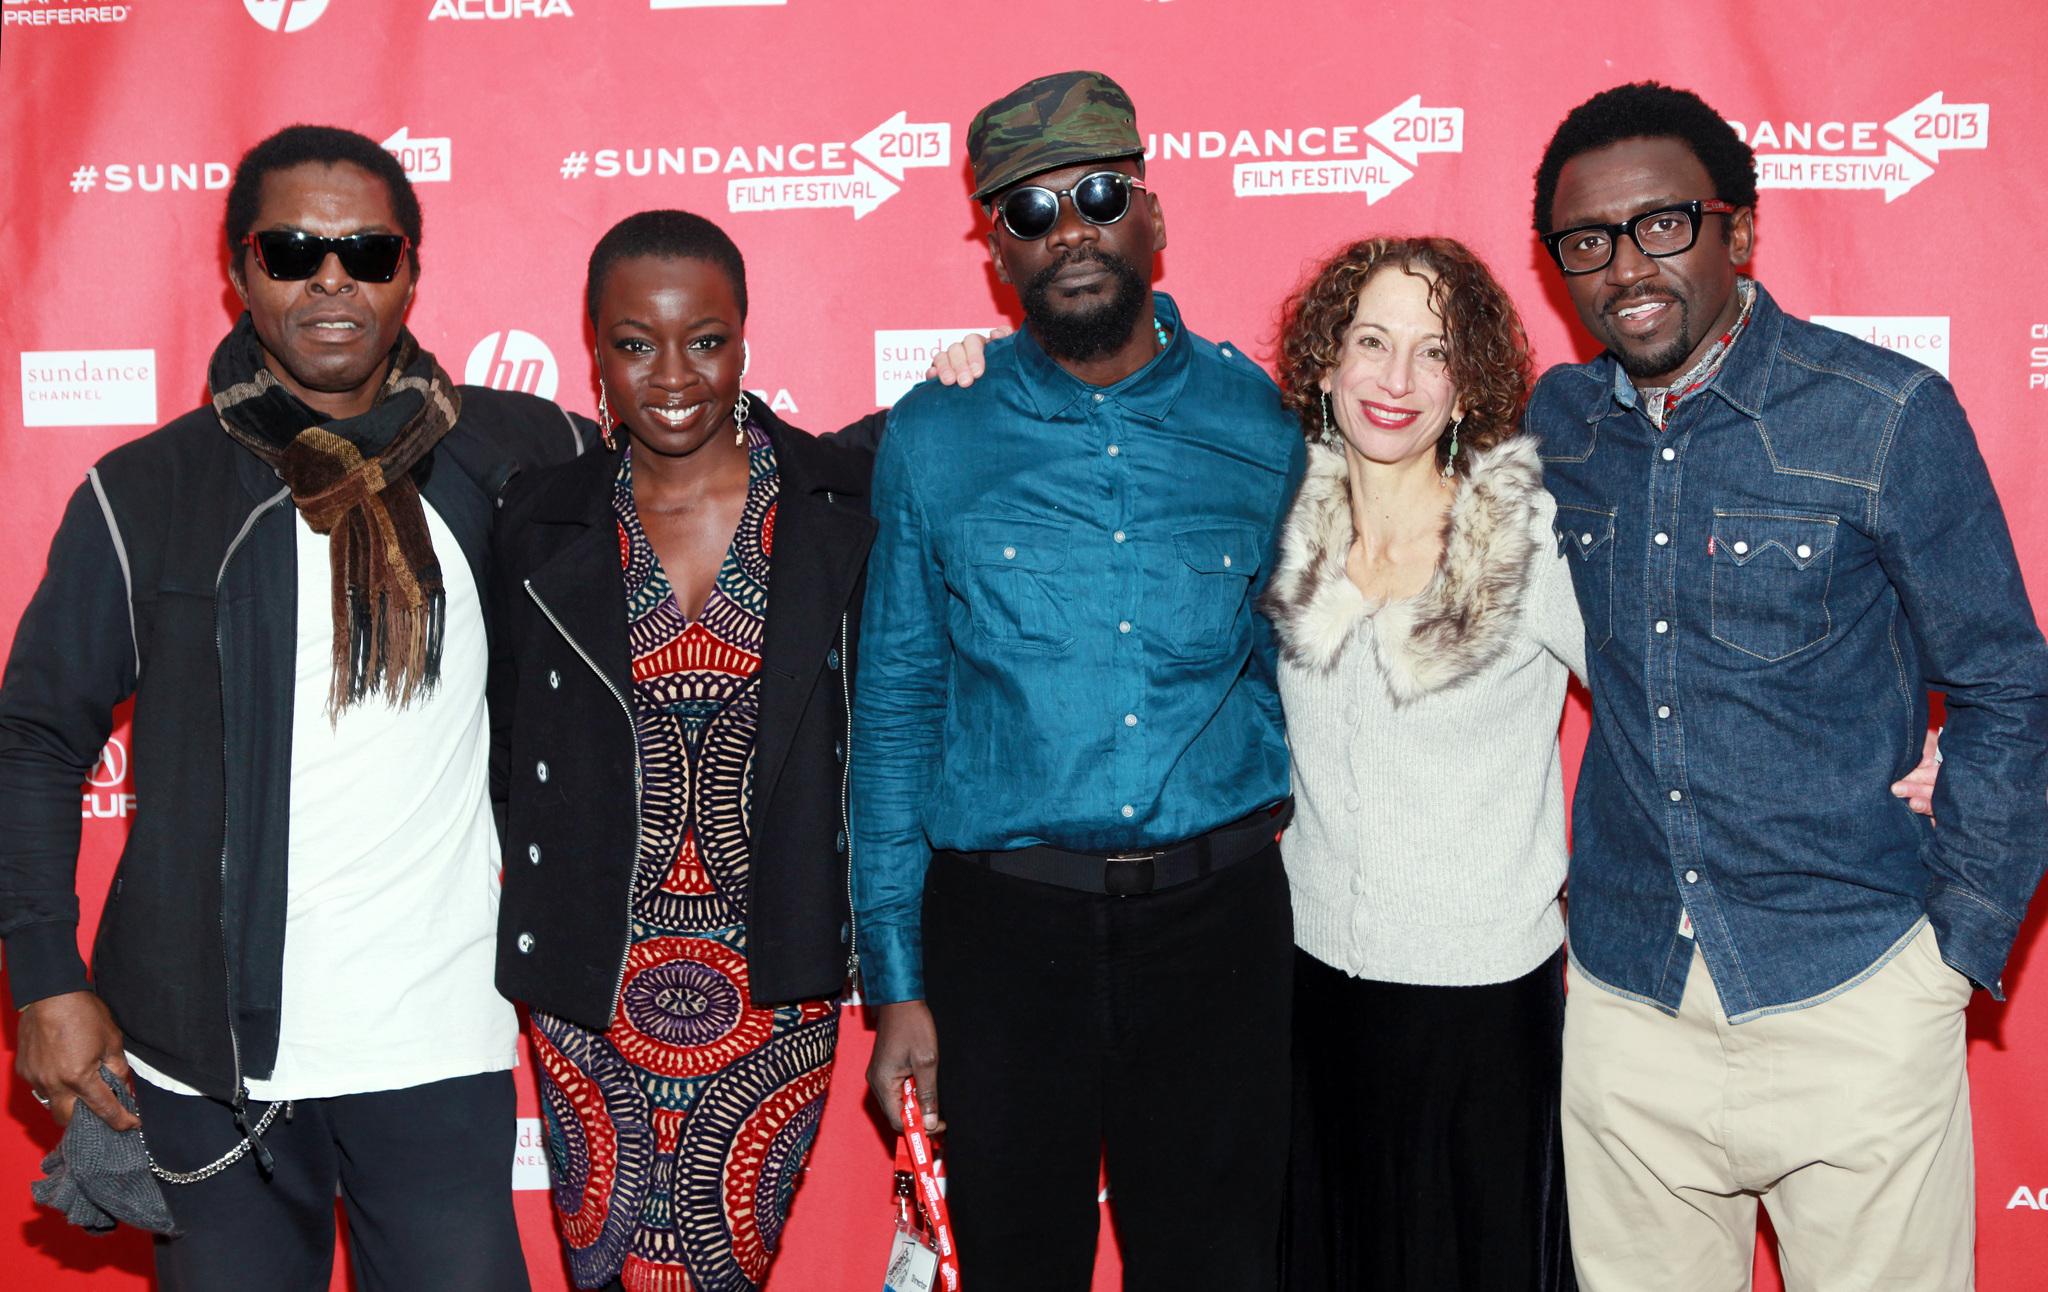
left=900, top=1078, right=961, bottom=1290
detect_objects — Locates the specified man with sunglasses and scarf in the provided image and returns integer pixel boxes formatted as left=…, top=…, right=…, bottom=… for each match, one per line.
left=853, top=71, right=1305, bottom=1292
left=1526, top=84, right=2048, bottom=1290
left=1, top=125, right=589, bottom=1290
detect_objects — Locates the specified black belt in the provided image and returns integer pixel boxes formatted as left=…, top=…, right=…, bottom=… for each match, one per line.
left=937, top=799, right=1293, bottom=897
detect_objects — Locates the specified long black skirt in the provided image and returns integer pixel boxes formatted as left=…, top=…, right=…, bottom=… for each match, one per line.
left=1281, top=946, right=1575, bottom=1292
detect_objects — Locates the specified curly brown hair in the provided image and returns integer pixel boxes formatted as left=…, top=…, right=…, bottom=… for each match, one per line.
left=1275, top=236, right=1534, bottom=476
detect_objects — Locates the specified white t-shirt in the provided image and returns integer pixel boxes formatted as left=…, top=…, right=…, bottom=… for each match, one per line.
left=131, top=500, right=517, bottom=1100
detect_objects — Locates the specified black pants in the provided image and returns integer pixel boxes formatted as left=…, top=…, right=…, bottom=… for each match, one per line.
left=922, top=844, right=1294, bottom=1292
left=1282, top=947, right=1575, bottom=1292
left=134, top=1069, right=529, bottom=1292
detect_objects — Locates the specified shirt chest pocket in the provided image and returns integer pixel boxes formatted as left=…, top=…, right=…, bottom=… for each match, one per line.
left=1554, top=506, right=1615, bottom=652
left=1709, top=509, right=1838, bottom=662
left=961, top=516, right=1075, bottom=653
left=1165, top=523, right=1262, bottom=657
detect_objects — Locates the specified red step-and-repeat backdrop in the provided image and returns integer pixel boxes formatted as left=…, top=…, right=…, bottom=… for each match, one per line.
left=3, top=1, right=2045, bottom=1288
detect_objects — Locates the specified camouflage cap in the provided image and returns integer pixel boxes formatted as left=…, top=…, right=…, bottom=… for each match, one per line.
left=967, top=70, right=1142, bottom=202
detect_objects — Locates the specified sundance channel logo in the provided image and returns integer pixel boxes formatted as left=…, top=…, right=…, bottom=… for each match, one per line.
left=874, top=329, right=997, bottom=408
left=1809, top=316, right=1950, bottom=378
left=20, top=349, right=157, bottom=427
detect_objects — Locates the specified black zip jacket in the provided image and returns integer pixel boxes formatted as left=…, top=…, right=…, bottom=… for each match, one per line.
left=491, top=406, right=879, bottom=1028
left=0, top=386, right=594, bottom=1098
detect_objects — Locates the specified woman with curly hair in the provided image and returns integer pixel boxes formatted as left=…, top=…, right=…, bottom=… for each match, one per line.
left=1260, top=237, right=1583, bottom=1292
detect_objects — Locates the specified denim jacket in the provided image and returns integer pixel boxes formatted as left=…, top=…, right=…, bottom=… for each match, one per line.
left=1531, top=283, right=2048, bottom=1021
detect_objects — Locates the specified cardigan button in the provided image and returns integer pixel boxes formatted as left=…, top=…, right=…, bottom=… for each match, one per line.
left=527, top=844, right=541, bottom=865
left=517, top=933, right=534, bottom=954
left=826, top=648, right=840, bottom=671
left=548, top=670, right=561, bottom=690
left=1349, top=875, right=1364, bottom=895
left=536, top=761, right=550, bottom=783
left=836, top=831, right=847, bottom=853
left=839, top=923, right=850, bottom=945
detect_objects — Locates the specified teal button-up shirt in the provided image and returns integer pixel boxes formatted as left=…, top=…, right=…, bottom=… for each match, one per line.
left=851, top=293, right=1305, bottom=1003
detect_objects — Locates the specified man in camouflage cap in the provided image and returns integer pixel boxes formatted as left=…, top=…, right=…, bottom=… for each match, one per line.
left=965, top=69, right=1144, bottom=201
left=856, top=69, right=1306, bottom=1291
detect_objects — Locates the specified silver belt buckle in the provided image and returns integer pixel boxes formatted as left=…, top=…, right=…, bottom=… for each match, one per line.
left=1104, top=849, right=1161, bottom=897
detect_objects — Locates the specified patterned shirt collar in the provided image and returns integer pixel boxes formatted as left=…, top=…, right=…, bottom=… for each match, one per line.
left=1638, top=275, right=1757, bottom=430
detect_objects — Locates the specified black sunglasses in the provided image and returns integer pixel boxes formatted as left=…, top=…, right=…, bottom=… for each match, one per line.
left=991, top=171, right=1146, bottom=241
left=1542, top=200, right=1737, bottom=275
left=244, top=230, right=412, bottom=283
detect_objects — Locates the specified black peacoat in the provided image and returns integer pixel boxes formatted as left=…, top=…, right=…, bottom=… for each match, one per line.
left=489, top=406, right=879, bottom=1029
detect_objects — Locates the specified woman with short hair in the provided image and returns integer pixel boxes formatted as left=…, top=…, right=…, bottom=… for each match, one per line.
left=490, top=210, right=880, bottom=1292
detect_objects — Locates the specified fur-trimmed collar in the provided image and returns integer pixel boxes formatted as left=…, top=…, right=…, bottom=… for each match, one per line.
left=1260, top=434, right=1546, bottom=703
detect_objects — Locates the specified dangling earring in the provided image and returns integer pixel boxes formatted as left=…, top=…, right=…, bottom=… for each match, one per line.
left=1320, top=390, right=1339, bottom=447
left=733, top=340, right=753, bottom=447
left=1442, top=415, right=1463, bottom=478
left=596, top=382, right=617, bottom=452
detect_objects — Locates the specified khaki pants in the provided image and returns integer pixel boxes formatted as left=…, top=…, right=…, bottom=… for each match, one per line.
left=1562, top=923, right=1974, bottom=1292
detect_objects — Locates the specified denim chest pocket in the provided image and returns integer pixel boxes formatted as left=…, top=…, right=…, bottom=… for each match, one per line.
left=1165, top=523, right=1262, bottom=656
left=961, top=516, right=1075, bottom=652
left=1553, top=505, right=1615, bottom=651
left=1709, top=509, right=1838, bottom=662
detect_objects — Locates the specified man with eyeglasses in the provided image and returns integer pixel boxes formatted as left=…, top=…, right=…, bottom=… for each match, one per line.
left=853, top=70, right=1304, bottom=1291
left=1526, top=82, right=2048, bottom=1290
left=0, top=125, right=589, bottom=1289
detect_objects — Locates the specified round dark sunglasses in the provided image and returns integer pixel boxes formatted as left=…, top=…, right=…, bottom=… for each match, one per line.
left=245, top=230, right=412, bottom=283
left=992, top=171, right=1147, bottom=241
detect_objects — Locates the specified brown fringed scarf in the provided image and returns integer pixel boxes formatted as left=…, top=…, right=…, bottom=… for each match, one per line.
left=208, top=314, right=462, bottom=716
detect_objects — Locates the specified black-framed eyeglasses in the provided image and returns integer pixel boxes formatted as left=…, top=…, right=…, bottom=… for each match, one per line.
left=990, top=171, right=1147, bottom=241
left=1542, top=200, right=1738, bottom=275
left=244, top=231, right=412, bottom=283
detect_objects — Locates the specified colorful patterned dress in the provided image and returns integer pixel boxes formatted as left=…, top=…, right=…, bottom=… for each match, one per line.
left=531, top=420, right=840, bottom=1292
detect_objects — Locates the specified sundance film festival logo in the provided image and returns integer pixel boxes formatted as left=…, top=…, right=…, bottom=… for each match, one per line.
left=1133, top=96, right=1462, bottom=205
left=560, top=111, right=949, bottom=220
left=1730, top=93, right=1988, bottom=202
left=21, top=349, right=157, bottom=427
left=244, top=0, right=327, bottom=31
left=466, top=331, right=559, bottom=401
left=1810, top=316, right=1950, bottom=378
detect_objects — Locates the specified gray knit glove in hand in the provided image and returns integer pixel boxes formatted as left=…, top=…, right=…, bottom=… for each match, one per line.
left=30, top=1065, right=178, bottom=1235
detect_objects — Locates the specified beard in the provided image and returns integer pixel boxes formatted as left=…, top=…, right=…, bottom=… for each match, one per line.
left=1601, top=289, right=1700, bottom=381
left=1020, top=247, right=1150, bottom=362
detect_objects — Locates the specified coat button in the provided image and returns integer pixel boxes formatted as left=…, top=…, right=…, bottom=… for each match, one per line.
left=827, top=648, right=840, bottom=671
left=836, top=830, right=847, bottom=853
left=834, top=741, right=845, bottom=761
left=536, top=760, right=550, bottom=782
left=839, top=922, right=850, bottom=945
left=528, top=844, right=541, bottom=865
left=517, top=933, right=534, bottom=953
left=548, top=670, right=561, bottom=690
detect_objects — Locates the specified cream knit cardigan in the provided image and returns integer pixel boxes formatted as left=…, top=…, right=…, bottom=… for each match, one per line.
left=1261, top=434, right=1586, bottom=986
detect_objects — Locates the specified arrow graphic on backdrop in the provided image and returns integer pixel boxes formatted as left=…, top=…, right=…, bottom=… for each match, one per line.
left=729, top=162, right=900, bottom=218
left=850, top=112, right=952, bottom=182
left=1233, top=94, right=1460, bottom=204
left=1755, top=141, right=1935, bottom=202
left=1884, top=91, right=1989, bottom=161
left=1363, top=95, right=1464, bottom=166
left=726, top=111, right=948, bottom=219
